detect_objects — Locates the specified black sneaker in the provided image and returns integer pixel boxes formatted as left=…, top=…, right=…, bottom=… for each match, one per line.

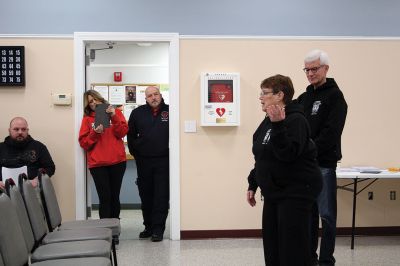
left=151, top=234, right=163, bottom=242
left=310, top=257, right=318, bottom=266
left=139, top=229, right=152, bottom=239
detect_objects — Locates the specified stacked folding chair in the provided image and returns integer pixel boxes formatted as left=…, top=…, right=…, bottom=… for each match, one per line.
left=0, top=188, right=111, bottom=266
left=37, top=173, right=120, bottom=263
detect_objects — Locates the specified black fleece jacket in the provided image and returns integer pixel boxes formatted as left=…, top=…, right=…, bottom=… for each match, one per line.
left=297, top=78, right=347, bottom=168
left=127, top=100, right=169, bottom=159
left=0, top=135, right=55, bottom=180
left=248, top=101, right=322, bottom=201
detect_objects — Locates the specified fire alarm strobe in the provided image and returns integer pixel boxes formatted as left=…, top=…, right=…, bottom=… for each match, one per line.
left=114, top=72, right=122, bottom=82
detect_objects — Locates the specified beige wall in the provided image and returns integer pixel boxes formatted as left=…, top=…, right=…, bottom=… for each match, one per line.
left=0, top=38, right=76, bottom=221
left=180, top=39, right=400, bottom=230
left=1, top=37, right=399, bottom=231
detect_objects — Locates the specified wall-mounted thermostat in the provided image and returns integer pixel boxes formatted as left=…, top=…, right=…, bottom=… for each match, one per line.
left=52, top=93, right=72, bottom=106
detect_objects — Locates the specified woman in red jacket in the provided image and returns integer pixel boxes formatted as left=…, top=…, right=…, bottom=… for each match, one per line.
left=79, top=90, right=128, bottom=219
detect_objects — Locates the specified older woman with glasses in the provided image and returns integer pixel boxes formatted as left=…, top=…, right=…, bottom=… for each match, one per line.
left=247, top=74, right=322, bottom=266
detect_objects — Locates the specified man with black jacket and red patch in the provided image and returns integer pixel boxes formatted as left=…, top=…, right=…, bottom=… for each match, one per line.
left=298, top=50, right=348, bottom=266
left=0, top=117, right=55, bottom=189
left=127, top=86, right=169, bottom=242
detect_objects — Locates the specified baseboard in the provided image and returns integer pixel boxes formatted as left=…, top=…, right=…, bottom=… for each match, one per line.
left=336, top=226, right=400, bottom=236
left=181, top=227, right=400, bottom=239
left=181, top=229, right=262, bottom=239
left=91, top=204, right=141, bottom=210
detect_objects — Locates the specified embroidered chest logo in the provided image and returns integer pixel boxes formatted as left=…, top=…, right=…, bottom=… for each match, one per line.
left=262, top=129, right=271, bottom=144
left=311, top=101, right=322, bottom=115
left=161, top=111, right=169, bottom=122
left=20, top=150, right=37, bottom=163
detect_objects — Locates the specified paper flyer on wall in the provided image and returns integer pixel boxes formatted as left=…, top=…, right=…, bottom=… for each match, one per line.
left=125, top=85, right=136, bottom=103
left=160, top=84, right=170, bottom=104
left=109, top=86, right=125, bottom=104
left=123, top=104, right=137, bottom=121
left=136, top=86, right=147, bottom=105
left=93, top=85, right=109, bottom=101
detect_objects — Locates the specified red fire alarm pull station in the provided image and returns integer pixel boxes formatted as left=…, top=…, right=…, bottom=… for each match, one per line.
left=114, top=72, right=122, bottom=82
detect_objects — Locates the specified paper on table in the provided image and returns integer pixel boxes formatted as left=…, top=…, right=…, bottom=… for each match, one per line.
left=337, top=166, right=385, bottom=173
left=337, top=167, right=359, bottom=172
left=349, top=166, right=383, bottom=174
left=2, top=166, right=27, bottom=186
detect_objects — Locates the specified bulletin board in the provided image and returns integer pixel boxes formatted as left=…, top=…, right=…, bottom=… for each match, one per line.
left=90, top=83, right=169, bottom=159
left=200, top=72, right=240, bottom=126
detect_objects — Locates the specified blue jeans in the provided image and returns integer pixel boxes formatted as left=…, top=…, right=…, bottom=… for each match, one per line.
left=311, top=167, right=337, bottom=264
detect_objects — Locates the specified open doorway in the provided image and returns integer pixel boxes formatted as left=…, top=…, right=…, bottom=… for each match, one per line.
left=74, top=32, right=180, bottom=240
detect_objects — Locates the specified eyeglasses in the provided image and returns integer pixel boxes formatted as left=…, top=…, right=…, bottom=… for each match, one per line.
left=260, top=90, right=276, bottom=96
left=303, top=65, right=324, bottom=74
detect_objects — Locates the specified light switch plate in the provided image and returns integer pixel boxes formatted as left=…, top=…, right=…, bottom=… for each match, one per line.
left=184, top=120, right=197, bottom=133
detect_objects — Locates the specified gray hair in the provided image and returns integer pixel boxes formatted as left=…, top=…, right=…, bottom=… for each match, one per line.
left=304, top=49, right=329, bottom=65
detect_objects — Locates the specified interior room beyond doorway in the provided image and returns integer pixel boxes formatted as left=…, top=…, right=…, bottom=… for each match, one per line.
left=85, top=40, right=170, bottom=240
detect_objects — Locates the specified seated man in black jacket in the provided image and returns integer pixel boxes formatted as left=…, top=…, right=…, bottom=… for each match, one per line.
left=0, top=117, right=55, bottom=189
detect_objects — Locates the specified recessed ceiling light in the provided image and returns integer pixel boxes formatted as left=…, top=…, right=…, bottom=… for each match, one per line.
left=136, top=43, right=152, bottom=47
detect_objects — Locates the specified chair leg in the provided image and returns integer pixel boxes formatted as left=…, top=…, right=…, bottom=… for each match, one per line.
left=112, top=239, right=118, bottom=266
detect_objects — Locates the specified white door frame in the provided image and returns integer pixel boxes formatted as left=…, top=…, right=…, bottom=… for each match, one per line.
left=73, top=32, right=180, bottom=240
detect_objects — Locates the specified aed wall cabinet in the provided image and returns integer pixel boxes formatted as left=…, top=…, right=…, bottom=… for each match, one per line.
left=200, top=72, right=240, bottom=126
left=0, top=46, right=25, bottom=86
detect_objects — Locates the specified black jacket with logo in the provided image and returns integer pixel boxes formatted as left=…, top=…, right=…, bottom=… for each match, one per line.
left=127, top=100, right=169, bottom=159
left=297, top=78, right=347, bottom=168
left=248, top=101, right=322, bottom=200
left=0, top=135, right=55, bottom=181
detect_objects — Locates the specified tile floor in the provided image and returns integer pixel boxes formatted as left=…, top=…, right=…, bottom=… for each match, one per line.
left=93, top=210, right=400, bottom=266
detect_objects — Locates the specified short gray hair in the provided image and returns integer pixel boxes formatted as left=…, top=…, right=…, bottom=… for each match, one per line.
left=305, top=49, right=329, bottom=65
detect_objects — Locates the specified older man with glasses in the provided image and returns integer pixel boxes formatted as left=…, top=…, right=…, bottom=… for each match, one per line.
left=298, top=49, right=348, bottom=266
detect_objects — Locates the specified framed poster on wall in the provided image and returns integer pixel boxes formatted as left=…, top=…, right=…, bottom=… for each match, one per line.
left=201, top=72, right=240, bottom=126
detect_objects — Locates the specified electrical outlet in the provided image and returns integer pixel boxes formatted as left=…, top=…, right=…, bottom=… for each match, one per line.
left=368, top=191, right=373, bottom=200
left=390, top=191, right=396, bottom=200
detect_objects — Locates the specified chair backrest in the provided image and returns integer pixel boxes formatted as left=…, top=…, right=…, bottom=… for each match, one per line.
left=18, top=173, right=48, bottom=243
left=0, top=191, right=29, bottom=266
left=39, top=173, right=62, bottom=230
left=5, top=179, right=35, bottom=252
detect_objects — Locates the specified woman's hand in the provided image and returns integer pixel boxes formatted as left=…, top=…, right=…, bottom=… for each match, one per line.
left=247, top=190, right=256, bottom=207
left=106, top=105, right=116, bottom=116
left=94, top=124, right=104, bottom=134
left=266, top=105, right=285, bottom=122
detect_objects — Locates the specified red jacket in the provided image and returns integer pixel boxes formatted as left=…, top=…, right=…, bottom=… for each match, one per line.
left=79, top=108, right=128, bottom=168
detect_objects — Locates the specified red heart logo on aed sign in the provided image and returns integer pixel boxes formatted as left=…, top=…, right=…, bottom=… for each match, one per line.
left=216, top=108, right=226, bottom=117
